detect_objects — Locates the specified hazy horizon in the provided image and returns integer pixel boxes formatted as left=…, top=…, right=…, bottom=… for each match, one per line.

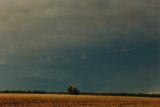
left=0, top=0, right=159, bottom=93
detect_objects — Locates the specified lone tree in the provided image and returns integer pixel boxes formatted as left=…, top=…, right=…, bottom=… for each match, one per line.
left=67, top=85, right=80, bottom=95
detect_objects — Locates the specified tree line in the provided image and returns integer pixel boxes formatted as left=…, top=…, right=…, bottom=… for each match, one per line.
left=1, top=86, right=160, bottom=98
left=0, top=85, right=80, bottom=95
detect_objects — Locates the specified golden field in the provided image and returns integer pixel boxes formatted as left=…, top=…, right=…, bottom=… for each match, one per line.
left=0, top=94, right=160, bottom=107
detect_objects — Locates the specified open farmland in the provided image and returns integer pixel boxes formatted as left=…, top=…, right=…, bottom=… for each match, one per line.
left=0, top=94, right=160, bottom=107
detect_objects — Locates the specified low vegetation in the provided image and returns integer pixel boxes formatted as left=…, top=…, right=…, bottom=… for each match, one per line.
left=1, top=90, right=160, bottom=98
left=0, top=94, right=160, bottom=107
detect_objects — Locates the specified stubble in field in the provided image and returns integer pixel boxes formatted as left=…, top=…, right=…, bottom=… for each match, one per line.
left=0, top=94, right=160, bottom=107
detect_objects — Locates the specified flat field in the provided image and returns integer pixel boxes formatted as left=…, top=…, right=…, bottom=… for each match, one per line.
left=0, top=94, right=160, bottom=107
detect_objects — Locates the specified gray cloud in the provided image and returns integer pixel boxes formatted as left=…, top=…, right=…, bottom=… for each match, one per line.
left=0, top=0, right=159, bottom=92
left=0, top=0, right=158, bottom=60
left=0, top=60, right=9, bottom=66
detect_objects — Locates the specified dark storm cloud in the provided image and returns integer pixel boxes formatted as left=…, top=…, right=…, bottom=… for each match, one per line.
left=0, top=0, right=159, bottom=92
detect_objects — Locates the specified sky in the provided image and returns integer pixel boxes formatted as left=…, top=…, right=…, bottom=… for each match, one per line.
left=0, top=0, right=159, bottom=93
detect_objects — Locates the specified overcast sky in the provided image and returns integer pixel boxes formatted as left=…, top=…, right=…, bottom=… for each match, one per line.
left=0, top=0, right=159, bottom=93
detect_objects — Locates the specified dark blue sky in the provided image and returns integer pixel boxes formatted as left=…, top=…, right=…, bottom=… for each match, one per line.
left=0, top=0, right=159, bottom=93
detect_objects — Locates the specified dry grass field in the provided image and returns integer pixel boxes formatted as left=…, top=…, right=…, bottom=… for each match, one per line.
left=0, top=94, right=160, bottom=107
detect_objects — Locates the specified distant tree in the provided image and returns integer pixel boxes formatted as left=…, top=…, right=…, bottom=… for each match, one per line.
left=67, top=85, right=80, bottom=95
left=27, top=90, right=32, bottom=93
left=4, top=90, right=10, bottom=93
